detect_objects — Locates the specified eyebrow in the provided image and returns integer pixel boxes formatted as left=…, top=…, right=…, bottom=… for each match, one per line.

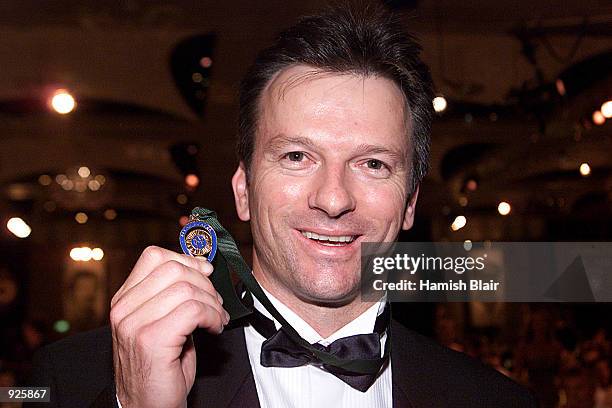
left=353, top=143, right=408, bottom=165
left=265, top=134, right=408, bottom=166
left=265, top=134, right=319, bottom=152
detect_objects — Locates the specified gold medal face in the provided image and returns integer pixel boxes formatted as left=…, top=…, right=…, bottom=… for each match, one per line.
left=185, top=228, right=213, bottom=257
left=179, top=217, right=218, bottom=261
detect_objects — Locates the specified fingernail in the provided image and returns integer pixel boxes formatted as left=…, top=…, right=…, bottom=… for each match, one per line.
left=224, top=310, right=230, bottom=323
left=217, top=293, right=224, bottom=305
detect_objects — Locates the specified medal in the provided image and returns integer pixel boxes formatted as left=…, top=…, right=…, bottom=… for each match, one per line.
left=179, top=215, right=217, bottom=262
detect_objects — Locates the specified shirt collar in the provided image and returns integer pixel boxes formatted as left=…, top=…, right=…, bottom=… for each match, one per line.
left=251, top=285, right=387, bottom=346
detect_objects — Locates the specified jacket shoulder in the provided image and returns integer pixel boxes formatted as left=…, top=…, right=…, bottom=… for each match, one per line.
left=26, top=326, right=114, bottom=407
left=391, top=320, right=536, bottom=407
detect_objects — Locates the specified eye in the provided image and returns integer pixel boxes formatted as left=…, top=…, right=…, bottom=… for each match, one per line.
left=366, top=159, right=384, bottom=170
left=358, top=158, right=392, bottom=178
left=285, top=151, right=305, bottom=162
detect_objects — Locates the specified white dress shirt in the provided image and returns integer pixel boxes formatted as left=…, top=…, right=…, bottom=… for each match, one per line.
left=244, top=287, right=392, bottom=408
left=117, top=289, right=392, bottom=408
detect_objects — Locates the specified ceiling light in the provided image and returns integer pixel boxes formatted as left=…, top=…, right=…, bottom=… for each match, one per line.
left=451, top=215, right=466, bottom=231
left=433, top=96, right=447, bottom=113
left=7, top=217, right=31, bottom=238
left=498, top=202, right=511, bottom=216
left=50, top=90, right=76, bottom=114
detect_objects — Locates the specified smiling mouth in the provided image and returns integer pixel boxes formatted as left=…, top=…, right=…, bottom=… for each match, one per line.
left=299, top=230, right=358, bottom=246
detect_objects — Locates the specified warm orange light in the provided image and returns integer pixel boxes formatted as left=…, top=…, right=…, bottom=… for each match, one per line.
left=75, top=212, right=88, bottom=224
left=7, top=217, right=31, bottom=238
left=91, top=248, right=104, bottom=261
left=50, top=90, right=76, bottom=114
left=70, top=246, right=103, bottom=261
left=466, top=179, right=478, bottom=191
left=185, top=174, right=199, bottom=188
left=498, top=201, right=511, bottom=216
left=95, top=175, right=106, bottom=185
left=451, top=216, right=467, bottom=231
left=593, top=110, right=605, bottom=126
left=601, top=101, right=612, bottom=119
left=555, top=79, right=566, bottom=96
left=104, top=209, right=117, bottom=220
left=579, top=163, right=591, bottom=176
left=38, top=175, right=52, bottom=186
left=70, top=247, right=92, bottom=262
left=78, top=166, right=91, bottom=178
left=433, top=96, right=447, bottom=113
left=88, top=180, right=101, bottom=191
left=61, top=180, right=74, bottom=191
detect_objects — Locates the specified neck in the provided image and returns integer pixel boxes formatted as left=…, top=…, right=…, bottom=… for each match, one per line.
left=252, top=258, right=377, bottom=338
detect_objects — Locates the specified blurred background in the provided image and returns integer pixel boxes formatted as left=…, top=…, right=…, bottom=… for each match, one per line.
left=0, top=1, right=611, bottom=406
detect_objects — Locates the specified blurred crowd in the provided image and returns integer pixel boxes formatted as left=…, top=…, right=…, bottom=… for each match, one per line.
left=435, top=305, right=612, bottom=408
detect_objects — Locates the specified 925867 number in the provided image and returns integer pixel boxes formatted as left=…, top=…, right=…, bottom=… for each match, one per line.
left=0, top=387, right=50, bottom=402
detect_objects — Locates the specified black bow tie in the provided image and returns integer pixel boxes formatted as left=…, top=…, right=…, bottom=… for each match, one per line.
left=189, top=208, right=391, bottom=393
left=249, top=304, right=391, bottom=392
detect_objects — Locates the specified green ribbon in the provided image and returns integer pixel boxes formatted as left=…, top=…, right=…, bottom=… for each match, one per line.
left=190, top=207, right=388, bottom=375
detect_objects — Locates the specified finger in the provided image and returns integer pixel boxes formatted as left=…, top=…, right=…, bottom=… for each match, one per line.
left=112, top=246, right=213, bottom=306
left=111, top=261, right=222, bottom=322
left=115, top=281, right=228, bottom=334
left=138, top=300, right=226, bottom=352
left=121, top=247, right=212, bottom=295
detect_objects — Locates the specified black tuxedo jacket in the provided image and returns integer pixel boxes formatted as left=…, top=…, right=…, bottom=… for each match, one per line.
left=26, top=319, right=535, bottom=407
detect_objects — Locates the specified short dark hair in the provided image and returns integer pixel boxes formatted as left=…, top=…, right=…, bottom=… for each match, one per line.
left=237, top=3, right=434, bottom=193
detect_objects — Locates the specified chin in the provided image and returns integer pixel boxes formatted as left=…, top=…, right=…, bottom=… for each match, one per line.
left=293, top=270, right=361, bottom=307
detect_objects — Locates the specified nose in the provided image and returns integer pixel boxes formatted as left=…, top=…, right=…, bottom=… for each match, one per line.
left=309, top=164, right=356, bottom=218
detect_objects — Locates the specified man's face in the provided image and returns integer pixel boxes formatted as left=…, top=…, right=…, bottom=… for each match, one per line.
left=232, top=65, right=418, bottom=306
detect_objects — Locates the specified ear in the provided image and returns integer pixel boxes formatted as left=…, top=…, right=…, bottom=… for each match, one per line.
left=232, top=163, right=250, bottom=221
left=402, top=184, right=419, bottom=230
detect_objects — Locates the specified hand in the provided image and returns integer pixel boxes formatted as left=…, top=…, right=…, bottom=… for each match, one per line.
left=110, top=246, right=229, bottom=408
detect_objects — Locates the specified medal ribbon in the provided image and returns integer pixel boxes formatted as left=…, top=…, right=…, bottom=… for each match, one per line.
left=188, top=207, right=388, bottom=375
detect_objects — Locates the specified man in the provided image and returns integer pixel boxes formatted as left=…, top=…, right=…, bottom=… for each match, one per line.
left=27, top=4, right=536, bottom=407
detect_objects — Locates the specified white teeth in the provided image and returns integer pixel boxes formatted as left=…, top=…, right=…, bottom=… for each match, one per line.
left=300, top=231, right=355, bottom=244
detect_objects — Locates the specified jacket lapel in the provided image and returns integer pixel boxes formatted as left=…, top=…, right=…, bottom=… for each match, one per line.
left=226, top=369, right=260, bottom=408
left=391, top=319, right=414, bottom=408
left=188, top=323, right=260, bottom=408
left=390, top=320, right=447, bottom=408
